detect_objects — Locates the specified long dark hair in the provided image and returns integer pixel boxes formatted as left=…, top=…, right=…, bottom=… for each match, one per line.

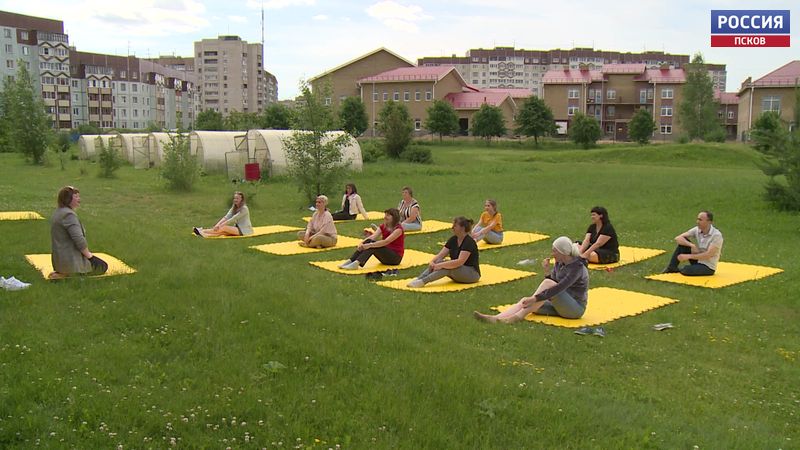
left=232, top=191, right=245, bottom=214
left=385, top=208, right=401, bottom=227
left=345, top=183, right=358, bottom=195
left=591, top=206, right=610, bottom=226
left=453, top=216, right=474, bottom=233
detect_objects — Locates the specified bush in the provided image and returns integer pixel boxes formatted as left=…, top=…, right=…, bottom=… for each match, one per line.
left=677, top=134, right=690, bottom=144
left=359, top=139, right=384, bottom=163
left=97, top=138, right=121, bottom=178
left=629, top=108, right=656, bottom=145
left=703, top=127, right=727, bottom=143
left=161, top=133, right=199, bottom=191
left=378, top=101, right=413, bottom=158
left=568, top=113, right=601, bottom=149
left=400, top=146, right=433, bottom=164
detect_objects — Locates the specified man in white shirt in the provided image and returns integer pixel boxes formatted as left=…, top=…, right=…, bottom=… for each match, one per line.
left=662, top=211, right=724, bottom=276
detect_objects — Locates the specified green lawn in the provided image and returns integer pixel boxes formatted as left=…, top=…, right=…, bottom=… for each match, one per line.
left=0, top=141, right=798, bottom=449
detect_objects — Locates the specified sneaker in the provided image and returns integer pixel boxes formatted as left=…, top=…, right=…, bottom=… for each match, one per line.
left=341, top=260, right=361, bottom=270
left=652, top=323, right=674, bottom=331
left=592, top=327, right=606, bottom=338
left=3, top=276, right=30, bottom=291
left=337, top=260, right=352, bottom=269
left=517, top=258, right=536, bottom=266
left=406, top=278, right=425, bottom=288
left=192, top=227, right=202, bottom=237
left=661, top=266, right=680, bottom=274
left=574, top=327, right=594, bottom=336
left=386, top=269, right=398, bottom=276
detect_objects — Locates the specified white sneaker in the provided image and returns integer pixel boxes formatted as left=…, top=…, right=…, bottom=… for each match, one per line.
left=341, top=260, right=361, bottom=270
left=517, top=258, right=536, bottom=266
left=337, top=260, right=353, bottom=269
left=406, top=278, right=425, bottom=288
left=3, top=276, right=30, bottom=290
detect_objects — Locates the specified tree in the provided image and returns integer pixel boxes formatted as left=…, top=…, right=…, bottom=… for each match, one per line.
left=425, top=100, right=459, bottom=141
left=75, top=123, right=101, bottom=135
left=53, top=131, right=71, bottom=170
left=262, top=103, right=293, bottom=129
left=378, top=100, right=413, bottom=158
left=284, top=81, right=351, bottom=205
left=629, top=108, right=656, bottom=144
left=751, top=88, right=800, bottom=211
left=471, top=104, right=506, bottom=144
left=194, top=109, right=225, bottom=131
left=224, top=111, right=262, bottom=131
left=678, top=53, right=719, bottom=141
left=96, top=137, right=122, bottom=178
left=161, top=133, right=199, bottom=191
left=0, top=61, right=52, bottom=164
left=338, top=96, right=368, bottom=137
left=514, top=96, right=556, bottom=145
left=569, top=112, right=602, bottom=149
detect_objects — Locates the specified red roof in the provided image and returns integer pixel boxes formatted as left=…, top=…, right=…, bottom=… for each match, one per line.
left=542, top=68, right=603, bottom=84
left=715, top=90, right=739, bottom=104
left=601, top=63, right=646, bottom=74
left=640, top=68, right=686, bottom=83
left=444, top=91, right=513, bottom=110
left=358, top=65, right=457, bottom=83
left=752, top=60, right=800, bottom=87
left=481, top=88, right=533, bottom=98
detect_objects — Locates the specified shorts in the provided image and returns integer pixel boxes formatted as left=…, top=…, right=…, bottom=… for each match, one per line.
left=595, top=248, right=619, bottom=264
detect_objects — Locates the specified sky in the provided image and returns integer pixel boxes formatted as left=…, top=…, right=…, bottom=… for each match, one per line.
left=1, top=0, right=797, bottom=99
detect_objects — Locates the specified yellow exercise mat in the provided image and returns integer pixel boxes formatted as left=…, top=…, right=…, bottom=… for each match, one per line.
left=588, top=246, right=665, bottom=270
left=490, top=287, right=678, bottom=328
left=376, top=264, right=535, bottom=293
left=250, top=235, right=364, bottom=256
left=25, top=253, right=136, bottom=280
left=309, top=249, right=436, bottom=275
left=645, top=261, right=783, bottom=288
left=477, top=231, right=549, bottom=250
left=203, top=225, right=302, bottom=239
left=0, top=211, right=44, bottom=220
left=302, top=211, right=385, bottom=223
left=408, top=220, right=453, bottom=234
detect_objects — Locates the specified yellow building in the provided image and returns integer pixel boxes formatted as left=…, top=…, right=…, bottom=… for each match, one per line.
left=737, top=61, right=799, bottom=140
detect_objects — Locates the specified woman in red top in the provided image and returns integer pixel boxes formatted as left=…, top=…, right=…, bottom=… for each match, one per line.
left=339, top=208, right=405, bottom=270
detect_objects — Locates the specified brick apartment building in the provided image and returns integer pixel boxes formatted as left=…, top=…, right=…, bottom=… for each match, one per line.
left=418, top=46, right=727, bottom=97
left=716, top=91, right=739, bottom=139
left=737, top=60, right=799, bottom=140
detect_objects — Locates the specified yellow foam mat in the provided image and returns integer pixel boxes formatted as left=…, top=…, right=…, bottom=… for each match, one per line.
left=0, top=211, right=44, bottom=220
left=588, top=246, right=665, bottom=270
left=203, top=225, right=302, bottom=239
left=309, top=249, right=436, bottom=274
left=376, top=264, right=535, bottom=293
left=645, top=261, right=783, bottom=288
left=25, top=253, right=136, bottom=280
left=477, top=231, right=549, bottom=250
left=408, top=220, right=453, bottom=234
left=491, top=287, right=678, bottom=328
left=250, top=235, right=364, bottom=256
left=302, top=211, right=385, bottom=223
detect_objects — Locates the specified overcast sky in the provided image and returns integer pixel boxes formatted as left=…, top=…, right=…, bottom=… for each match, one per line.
left=2, top=0, right=797, bottom=99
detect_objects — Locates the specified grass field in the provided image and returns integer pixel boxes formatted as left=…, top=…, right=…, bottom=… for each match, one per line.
left=0, top=141, right=798, bottom=449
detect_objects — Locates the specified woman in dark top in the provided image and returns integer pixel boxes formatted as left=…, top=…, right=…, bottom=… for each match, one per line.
left=339, top=208, right=405, bottom=270
left=407, top=216, right=480, bottom=288
left=474, top=236, right=589, bottom=323
left=578, top=206, right=619, bottom=264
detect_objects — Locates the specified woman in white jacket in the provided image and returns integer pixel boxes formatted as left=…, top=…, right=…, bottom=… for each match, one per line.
left=331, top=183, right=369, bottom=220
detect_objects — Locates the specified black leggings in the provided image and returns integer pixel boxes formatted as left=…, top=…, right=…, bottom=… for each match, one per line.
left=349, top=240, right=402, bottom=266
left=331, top=210, right=356, bottom=220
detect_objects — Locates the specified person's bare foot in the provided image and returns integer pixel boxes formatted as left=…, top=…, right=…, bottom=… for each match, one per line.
left=48, top=271, right=66, bottom=280
left=473, top=311, right=498, bottom=323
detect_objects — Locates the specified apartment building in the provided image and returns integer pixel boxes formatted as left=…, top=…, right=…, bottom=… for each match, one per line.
left=716, top=91, right=739, bottom=139
left=419, top=47, right=726, bottom=97
left=0, top=11, right=72, bottom=129
left=542, top=64, right=685, bottom=141
left=70, top=50, right=198, bottom=130
left=194, top=35, right=271, bottom=115
left=737, top=60, right=799, bottom=140
left=309, top=47, right=414, bottom=109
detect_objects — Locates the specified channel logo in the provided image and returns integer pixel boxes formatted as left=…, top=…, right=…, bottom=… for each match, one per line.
left=711, top=10, right=791, bottom=47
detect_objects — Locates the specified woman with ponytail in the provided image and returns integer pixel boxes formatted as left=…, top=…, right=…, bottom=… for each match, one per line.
left=407, top=216, right=480, bottom=288
left=474, top=236, right=589, bottom=322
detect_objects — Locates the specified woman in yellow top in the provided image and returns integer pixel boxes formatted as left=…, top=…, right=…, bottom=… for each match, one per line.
left=470, top=199, right=503, bottom=244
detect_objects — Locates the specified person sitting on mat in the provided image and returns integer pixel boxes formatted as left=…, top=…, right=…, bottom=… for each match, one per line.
left=193, top=191, right=253, bottom=237
left=397, top=186, right=422, bottom=231
left=298, top=195, right=338, bottom=248
left=662, top=210, right=723, bottom=276
left=331, top=183, right=369, bottom=221
left=339, top=208, right=405, bottom=270
left=407, top=216, right=480, bottom=288
left=49, top=186, right=108, bottom=279
left=474, top=236, right=589, bottom=323
left=470, top=199, right=504, bottom=244
left=578, top=206, right=619, bottom=264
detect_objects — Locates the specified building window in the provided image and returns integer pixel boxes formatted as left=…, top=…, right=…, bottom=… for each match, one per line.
left=22, top=47, right=29, bottom=55
left=414, top=119, right=421, bottom=131
left=606, top=89, right=616, bottom=100
left=404, top=91, right=410, bottom=102
left=72, top=80, right=78, bottom=88
left=373, top=92, right=378, bottom=102
left=324, top=97, right=331, bottom=106
left=120, top=83, right=126, bottom=91
left=607, top=105, right=616, bottom=117
left=568, top=88, right=579, bottom=99
left=133, top=97, right=138, bottom=104
left=761, top=96, right=781, bottom=112
left=3, top=29, right=10, bottom=38
left=425, top=90, right=432, bottom=101
left=728, top=111, right=734, bottom=119
left=415, top=90, right=421, bottom=101
left=383, top=92, right=388, bottom=101
left=661, top=124, right=672, bottom=134
left=20, top=31, right=28, bottom=40
left=660, top=107, right=673, bottom=117
left=132, top=84, right=138, bottom=92
left=5, top=60, right=12, bottom=69
left=4, top=44, right=12, bottom=53
left=605, top=123, right=614, bottom=133
left=661, top=88, right=674, bottom=99
left=567, top=106, right=578, bottom=116
left=393, top=92, right=399, bottom=101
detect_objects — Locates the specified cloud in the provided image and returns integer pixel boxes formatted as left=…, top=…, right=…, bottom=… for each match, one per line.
left=246, top=0, right=316, bottom=9
left=312, top=14, right=328, bottom=21
left=81, top=0, right=209, bottom=36
left=366, top=1, right=431, bottom=32
left=228, top=15, right=248, bottom=23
